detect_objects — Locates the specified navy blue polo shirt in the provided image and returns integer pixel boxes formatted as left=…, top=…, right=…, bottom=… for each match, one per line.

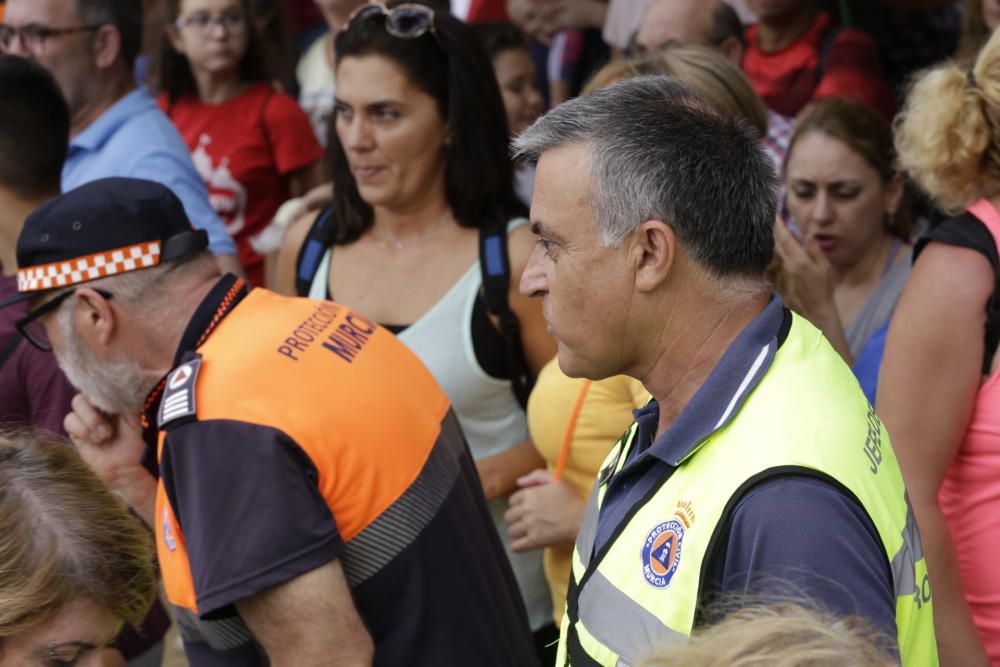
left=594, top=296, right=897, bottom=649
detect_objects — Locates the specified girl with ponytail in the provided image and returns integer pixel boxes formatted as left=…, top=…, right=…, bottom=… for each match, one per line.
left=880, top=29, right=1000, bottom=666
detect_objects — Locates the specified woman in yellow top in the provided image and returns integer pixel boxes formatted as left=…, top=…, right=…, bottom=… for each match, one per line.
left=506, top=359, right=647, bottom=622
left=505, top=42, right=781, bottom=622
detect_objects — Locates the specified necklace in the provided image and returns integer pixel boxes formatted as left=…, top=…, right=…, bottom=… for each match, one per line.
left=370, top=212, right=454, bottom=250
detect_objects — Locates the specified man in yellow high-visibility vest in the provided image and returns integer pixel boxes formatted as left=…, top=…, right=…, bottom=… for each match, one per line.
left=514, top=75, right=937, bottom=666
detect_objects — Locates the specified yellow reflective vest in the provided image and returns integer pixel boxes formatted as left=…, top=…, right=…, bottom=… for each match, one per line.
left=557, top=313, right=938, bottom=667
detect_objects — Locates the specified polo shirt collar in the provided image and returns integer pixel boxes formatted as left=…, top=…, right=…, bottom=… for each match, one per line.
left=70, top=87, right=152, bottom=152
left=631, top=294, right=791, bottom=468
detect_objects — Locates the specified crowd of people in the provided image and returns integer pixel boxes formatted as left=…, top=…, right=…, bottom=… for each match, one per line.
left=1, top=0, right=999, bottom=666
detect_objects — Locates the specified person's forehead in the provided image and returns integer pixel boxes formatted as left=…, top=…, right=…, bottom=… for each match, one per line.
left=336, top=54, right=423, bottom=101
left=4, top=0, right=79, bottom=24
left=639, top=0, right=713, bottom=45
left=532, top=144, right=594, bottom=229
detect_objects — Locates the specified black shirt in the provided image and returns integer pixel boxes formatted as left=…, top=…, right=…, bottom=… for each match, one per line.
left=915, top=212, right=1000, bottom=374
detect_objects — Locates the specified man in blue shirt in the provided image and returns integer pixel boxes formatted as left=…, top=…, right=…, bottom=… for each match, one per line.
left=0, top=0, right=242, bottom=277
left=514, top=76, right=935, bottom=665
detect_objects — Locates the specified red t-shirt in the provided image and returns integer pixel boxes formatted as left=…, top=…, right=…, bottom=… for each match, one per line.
left=742, top=13, right=894, bottom=119
left=160, top=84, right=323, bottom=285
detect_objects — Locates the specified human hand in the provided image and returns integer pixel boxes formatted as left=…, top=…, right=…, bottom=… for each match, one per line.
left=505, top=469, right=587, bottom=551
left=507, top=0, right=554, bottom=43
left=64, top=393, right=155, bottom=523
left=773, top=216, right=836, bottom=321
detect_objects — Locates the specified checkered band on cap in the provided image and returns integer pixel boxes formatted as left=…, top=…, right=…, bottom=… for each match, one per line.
left=16, top=241, right=162, bottom=293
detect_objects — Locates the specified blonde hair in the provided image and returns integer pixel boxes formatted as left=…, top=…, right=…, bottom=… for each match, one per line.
left=895, top=28, right=1000, bottom=213
left=583, top=44, right=769, bottom=138
left=0, top=432, right=156, bottom=638
left=638, top=603, right=898, bottom=667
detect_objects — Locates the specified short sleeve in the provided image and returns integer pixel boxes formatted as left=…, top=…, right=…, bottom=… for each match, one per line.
left=262, top=92, right=324, bottom=176
left=160, top=419, right=343, bottom=616
left=704, top=474, right=898, bottom=653
left=815, top=30, right=894, bottom=118
left=129, top=148, right=238, bottom=256
left=915, top=212, right=999, bottom=270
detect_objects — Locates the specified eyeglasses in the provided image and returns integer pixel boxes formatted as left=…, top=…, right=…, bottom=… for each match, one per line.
left=12, top=230, right=206, bottom=352
left=16, top=288, right=113, bottom=352
left=174, top=10, right=247, bottom=36
left=0, top=23, right=101, bottom=54
left=343, top=3, right=440, bottom=45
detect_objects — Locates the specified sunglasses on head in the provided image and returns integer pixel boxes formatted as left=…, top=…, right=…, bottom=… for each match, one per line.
left=343, top=2, right=441, bottom=45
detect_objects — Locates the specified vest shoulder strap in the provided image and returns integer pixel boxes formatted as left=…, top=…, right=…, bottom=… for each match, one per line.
left=478, top=216, right=535, bottom=409
left=294, top=206, right=336, bottom=297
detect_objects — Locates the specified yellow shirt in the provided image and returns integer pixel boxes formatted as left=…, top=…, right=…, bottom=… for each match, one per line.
left=526, top=358, right=648, bottom=623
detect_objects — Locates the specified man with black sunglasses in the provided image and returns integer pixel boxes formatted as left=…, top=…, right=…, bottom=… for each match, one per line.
left=3, top=176, right=540, bottom=666
left=0, top=53, right=174, bottom=667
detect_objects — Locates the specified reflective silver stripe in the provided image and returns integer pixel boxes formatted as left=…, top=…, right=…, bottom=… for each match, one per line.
left=576, top=483, right=601, bottom=568
left=341, top=410, right=462, bottom=587
left=577, top=569, right=688, bottom=663
left=713, top=343, right=770, bottom=430
left=891, top=493, right=926, bottom=598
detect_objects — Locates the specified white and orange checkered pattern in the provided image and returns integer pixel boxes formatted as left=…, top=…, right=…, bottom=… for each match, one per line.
left=17, top=241, right=162, bottom=293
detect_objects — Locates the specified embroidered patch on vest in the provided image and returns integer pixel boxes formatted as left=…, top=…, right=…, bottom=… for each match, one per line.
left=641, top=520, right=685, bottom=588
left=640, top=502, right=695, bottom=589
left=159, top=356, right=202, bottom=426
left=162, top=507, right=177, bottom=552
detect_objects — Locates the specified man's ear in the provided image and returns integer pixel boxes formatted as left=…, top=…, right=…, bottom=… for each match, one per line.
left=92, top=24, right=123, bottom=71
left=73, top=287, right=116, bottom=347
left=631, top=219, right=676, bottom=293
left=719, top=36, right=744, bottom=65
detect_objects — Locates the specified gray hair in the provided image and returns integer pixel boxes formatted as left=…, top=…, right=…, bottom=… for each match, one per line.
left=513, top=75, right=777, bottom=278
left=55, top=250, right=217, bottom=328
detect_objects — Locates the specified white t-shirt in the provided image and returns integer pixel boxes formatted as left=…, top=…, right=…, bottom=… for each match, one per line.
left=296, top=34, right=336, bottom=147
left=450, top=0, right=472, bottom=21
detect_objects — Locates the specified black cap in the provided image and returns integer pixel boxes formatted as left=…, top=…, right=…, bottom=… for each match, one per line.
left=2, top=178, right=208, bottom=307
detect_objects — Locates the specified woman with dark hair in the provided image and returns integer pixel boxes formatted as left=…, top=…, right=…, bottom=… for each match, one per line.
left=158, top=0, right=324, bottom=286
left=774, top=97, right=909, bottom=403
left=274, top=3, right=557, bottom=659
left=471, top=21, right=543, bottom=206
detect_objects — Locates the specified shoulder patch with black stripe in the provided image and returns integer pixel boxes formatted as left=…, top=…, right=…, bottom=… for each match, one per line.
left=159, top=355, right=202, bottom=428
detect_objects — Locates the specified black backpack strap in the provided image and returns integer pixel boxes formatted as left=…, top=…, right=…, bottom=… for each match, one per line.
left=0, top=332, right=23, bottom=373
left=815, top=23, right=845, bottom=89
left=294, top=206, right=336, bottom=297
left=479, top=217, right=535, bottom=410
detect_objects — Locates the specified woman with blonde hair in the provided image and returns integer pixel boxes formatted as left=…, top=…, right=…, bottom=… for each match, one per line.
left=0, top=432, right=156, bottom=665
left=881, top=26, right=1000, bottom=666
left=637, top=603, right=897, bottom=667
left=583, top=43, right=769, bottom=139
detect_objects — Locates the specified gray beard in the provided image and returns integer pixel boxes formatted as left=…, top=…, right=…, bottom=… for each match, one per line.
left=55, top=315, right=158, bottom=416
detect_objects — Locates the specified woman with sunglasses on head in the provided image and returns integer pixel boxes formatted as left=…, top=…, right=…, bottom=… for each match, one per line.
left=157, top=0, right=325, bottom=286
left=0, top=432, right=156, bottom=667
left=274, top=3, right=557, bottom=661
